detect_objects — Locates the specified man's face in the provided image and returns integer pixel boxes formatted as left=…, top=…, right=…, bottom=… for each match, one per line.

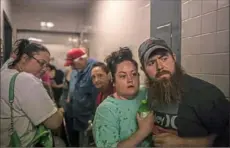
left=72, top=57, right=87, bottom=70
left=144, top=50, right=176, bottom=81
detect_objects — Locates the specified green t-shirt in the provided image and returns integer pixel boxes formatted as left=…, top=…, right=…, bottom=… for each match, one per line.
left=92, top=86, right=150, bottom=147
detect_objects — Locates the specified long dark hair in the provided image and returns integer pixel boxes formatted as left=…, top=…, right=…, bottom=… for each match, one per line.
left=104, top=47, right=138, bottom=82
left=11, top=39, right=50, bottom=66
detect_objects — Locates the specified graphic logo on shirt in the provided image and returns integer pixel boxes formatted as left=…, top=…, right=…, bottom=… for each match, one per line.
left=153, top=111, right=178, bottom=135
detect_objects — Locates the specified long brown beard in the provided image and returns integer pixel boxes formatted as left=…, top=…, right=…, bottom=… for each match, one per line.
left=145, top=63, right=185, bottom=107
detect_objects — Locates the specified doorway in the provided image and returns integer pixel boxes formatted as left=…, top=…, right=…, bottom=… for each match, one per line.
left=150, top=0, right=181, bottom=63
left=3, top=11, right=13, bottom=63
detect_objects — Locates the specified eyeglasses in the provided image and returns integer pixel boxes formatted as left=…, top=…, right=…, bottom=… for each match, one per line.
left=30, top=56, right=48, bottom=67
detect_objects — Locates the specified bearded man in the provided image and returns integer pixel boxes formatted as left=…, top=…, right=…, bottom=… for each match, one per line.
left=138, top=37, right=229, bottom=147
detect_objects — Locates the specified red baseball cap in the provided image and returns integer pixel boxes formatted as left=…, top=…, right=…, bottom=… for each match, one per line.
left=64, top=48, right=86, bottom=66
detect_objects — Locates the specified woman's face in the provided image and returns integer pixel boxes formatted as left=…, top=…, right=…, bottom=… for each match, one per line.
left=114, top=60, right=140, bottom=98
left=22, top=51, right=50, bottom=77
left=91, top=66, right=110, bottom=90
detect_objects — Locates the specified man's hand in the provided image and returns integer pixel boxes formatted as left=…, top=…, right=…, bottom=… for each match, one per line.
left=154, top=133, right=211, bottom=147
left=154, top=133, right=183, bottom=147
left=51, top=83, right=64, bottom=88
left=66, top=98, right=70, bottom=103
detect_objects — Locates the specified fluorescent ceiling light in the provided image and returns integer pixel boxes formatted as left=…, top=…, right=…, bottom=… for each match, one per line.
left=72, top=38, right=78, bottom=42
left=28, top=37, right=43, bottom=42
left=68, top=38, right=78, bottom=42
left=46, top=22, right=54, bottom=28
left=40, top=21, right=54, bottom=28
left=40, top=22, right=46, bottom=27
left=68, top=37, right=72, bottom=42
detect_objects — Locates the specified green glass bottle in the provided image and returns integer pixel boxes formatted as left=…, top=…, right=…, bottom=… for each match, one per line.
left=138, top=100, right=150, bottom=118
left=138, top=99, right=153, bottom=146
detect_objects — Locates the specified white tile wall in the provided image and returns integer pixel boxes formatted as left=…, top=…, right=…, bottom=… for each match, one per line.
left=189, top=0, right=202, bottom=18
left=216, top=30, right=229, bottom=53
left=218, top=0, right=229, bottom=9
left=200, top=33, right=217, bottom=54
left=202, top=0, right=217, bottom=14
left=217, top=7, right=230, bottom=31
left=201, top=11, right=217, bottom=34
left=181, top=0, right=230, bottom=98
left=182, top=16, right=202, bottom=37
left=182, top=36, right=201, bottom=55
left=182, top=1, right=189, bottom=20
left=215, top=75, right=230, bottom=97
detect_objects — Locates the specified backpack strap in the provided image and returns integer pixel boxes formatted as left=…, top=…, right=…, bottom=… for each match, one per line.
left=9, top=73, right=20, bottom=134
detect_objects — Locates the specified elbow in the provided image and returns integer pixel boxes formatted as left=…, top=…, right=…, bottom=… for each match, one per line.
left=43, top=111, right=63, bottom=130
left=48, top=119, right=63, bottom=130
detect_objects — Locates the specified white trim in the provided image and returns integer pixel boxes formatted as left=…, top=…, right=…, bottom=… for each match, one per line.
left=73, top=54, right=87, bottom=62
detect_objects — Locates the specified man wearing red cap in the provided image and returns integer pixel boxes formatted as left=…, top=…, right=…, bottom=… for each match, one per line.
left=64, top=48, right=98, bottom=147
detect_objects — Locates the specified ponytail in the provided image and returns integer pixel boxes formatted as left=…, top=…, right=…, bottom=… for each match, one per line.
left=11, top=39, right=30, bottom=66
left=11, top=39, right=49, bottom=66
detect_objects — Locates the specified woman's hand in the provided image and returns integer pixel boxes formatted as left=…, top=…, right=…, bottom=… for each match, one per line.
left=136, top=112, right=154, bottom=138
left=59, top=107, right=65, bottom=114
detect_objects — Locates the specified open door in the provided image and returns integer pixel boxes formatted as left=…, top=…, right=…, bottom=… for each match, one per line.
left=3, top=11, right=13, bottom=62
left=150, top=0, right=181, bottom=63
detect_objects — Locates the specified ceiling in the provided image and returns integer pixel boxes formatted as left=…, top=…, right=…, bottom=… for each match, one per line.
left=12, top=0, right=93, bottom=32
left=12, top=0, right=93, bottom=44
left=11, top=0, right=92, bottom=11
